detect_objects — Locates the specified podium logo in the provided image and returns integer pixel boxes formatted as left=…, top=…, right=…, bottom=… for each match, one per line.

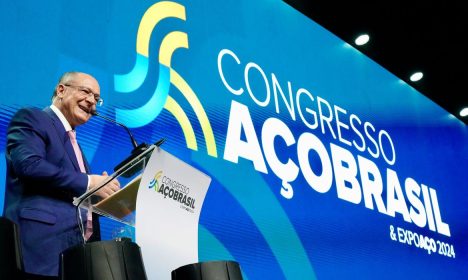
left=114, top=1, right=218, bottom=157
left=148, top=172, right=196, bottom=212
left=148, top=170, right=163, bottom=191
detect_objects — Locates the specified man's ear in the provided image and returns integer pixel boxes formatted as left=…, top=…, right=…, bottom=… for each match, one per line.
left=56, top=84, right=66, bottom=98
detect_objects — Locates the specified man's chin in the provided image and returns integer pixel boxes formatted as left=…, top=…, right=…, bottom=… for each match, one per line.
left=82, top=115, right=91, bottom=122
left=76, top=114, right=91, bottom=125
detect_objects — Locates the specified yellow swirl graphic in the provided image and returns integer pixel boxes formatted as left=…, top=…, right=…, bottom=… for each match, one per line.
left=170, top=69, right=218, bottom=157
left=115, top=0, right=218, bottom=157
left=137, top=1, right=186, bottom=57
left=164, top=96, right=198, bottom=151
left=159, top=31, right=188, bottom=67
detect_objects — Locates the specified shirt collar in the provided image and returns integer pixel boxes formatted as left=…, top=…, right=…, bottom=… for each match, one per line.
left=50, top=104, right=73, bottom=132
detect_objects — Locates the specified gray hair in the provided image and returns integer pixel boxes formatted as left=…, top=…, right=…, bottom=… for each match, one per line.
left=51, top=71, right=81, bottom=101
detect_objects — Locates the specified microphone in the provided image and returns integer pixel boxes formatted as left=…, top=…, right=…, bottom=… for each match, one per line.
left=91, top=110, right=139, bottom=149
left=91, top=110, right=165, bottom=176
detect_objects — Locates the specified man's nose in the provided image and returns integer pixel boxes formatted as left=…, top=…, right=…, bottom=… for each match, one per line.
left=84, top=94, right=96, bottom=105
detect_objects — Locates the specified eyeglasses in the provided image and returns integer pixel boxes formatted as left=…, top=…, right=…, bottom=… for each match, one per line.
left=63, top=84, right=104, bottom=106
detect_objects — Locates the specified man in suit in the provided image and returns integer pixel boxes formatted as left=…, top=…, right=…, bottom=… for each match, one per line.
left=3, top=72, right=120, bottom=278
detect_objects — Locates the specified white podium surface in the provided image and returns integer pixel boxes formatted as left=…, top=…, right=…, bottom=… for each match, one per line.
left=135, top=148, right=211, bottom=279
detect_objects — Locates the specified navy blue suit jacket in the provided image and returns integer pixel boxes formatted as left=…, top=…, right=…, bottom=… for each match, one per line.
left=4, top=107, right=92, bottom=276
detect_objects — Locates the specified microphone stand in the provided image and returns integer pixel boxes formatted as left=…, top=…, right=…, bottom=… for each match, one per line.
left=92, top=111, right=165, bottom=176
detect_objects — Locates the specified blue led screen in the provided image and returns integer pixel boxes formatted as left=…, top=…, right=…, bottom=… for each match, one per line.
left=1, top=1, right=467, bottom=279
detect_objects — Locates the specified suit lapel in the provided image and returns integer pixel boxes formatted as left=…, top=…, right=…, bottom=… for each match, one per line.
left=43, top=107, right=81, bottom=172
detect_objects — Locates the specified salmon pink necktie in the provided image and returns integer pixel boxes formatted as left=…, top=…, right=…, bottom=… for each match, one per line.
left=68, top=130, right=93, bottom=240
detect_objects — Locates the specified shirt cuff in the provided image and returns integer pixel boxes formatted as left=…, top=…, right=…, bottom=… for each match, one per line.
left=86, top=175, right=91, bottom=190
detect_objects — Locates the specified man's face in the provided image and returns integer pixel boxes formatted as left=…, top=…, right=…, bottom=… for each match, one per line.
left=55, top=73, right=100, bottom=128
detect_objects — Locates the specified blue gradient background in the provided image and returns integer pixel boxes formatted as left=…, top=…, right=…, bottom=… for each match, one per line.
left=1, top=0, right=467, bottom=279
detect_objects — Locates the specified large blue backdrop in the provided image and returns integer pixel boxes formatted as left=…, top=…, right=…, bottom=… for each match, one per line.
left=1, top=0, right=467, bottom=279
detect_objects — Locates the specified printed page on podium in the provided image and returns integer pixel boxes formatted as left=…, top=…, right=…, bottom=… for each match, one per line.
left=73, top=145, right=156, bottom=226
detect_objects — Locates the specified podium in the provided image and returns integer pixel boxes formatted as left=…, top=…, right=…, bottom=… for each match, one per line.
left=70, top=145, right=213, bottom=279
left=60, top=146, right=157, bottom=279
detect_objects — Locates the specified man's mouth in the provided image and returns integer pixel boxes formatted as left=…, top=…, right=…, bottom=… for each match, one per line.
left=79, top=105, right=90, bottom=114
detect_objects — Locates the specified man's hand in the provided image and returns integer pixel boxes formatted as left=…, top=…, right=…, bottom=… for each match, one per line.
left=89, top=171, right=121, bottom=198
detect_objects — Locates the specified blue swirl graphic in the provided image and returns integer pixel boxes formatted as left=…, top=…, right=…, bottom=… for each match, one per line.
left=116, top=64, right=171, bottom=128
left=114, top=54, right=149, bottom=93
